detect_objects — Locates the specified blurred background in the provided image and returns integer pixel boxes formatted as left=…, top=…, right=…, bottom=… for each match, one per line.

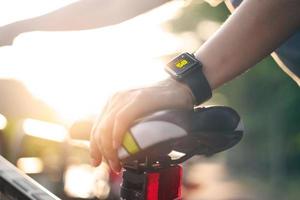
left=0, top=0, right=299, bottom=199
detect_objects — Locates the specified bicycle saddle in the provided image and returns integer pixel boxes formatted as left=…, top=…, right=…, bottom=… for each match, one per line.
left=118, top=106, right=243, bottom=167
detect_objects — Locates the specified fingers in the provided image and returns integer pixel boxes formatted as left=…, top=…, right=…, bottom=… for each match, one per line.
left=89, top=100, right=110, bottom=167
left=89, top=133, right=102, bottom=166
left=89, top=80, right=190, bottom=172
left=92, top=90, right=159, bottom=170
left=97, top=116, right=121, bottom=172
left=112, top=100, right=141, bottom=149
left=111, top=91, right=161, bottom=150
left=89, top=93, right=125, bottom=171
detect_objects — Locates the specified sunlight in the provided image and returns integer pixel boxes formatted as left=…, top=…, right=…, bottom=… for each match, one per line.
left=23, top=118, right=68, bottom=142
left=64, top=164, right=110, bottom=199
left=17, top=157, right=44, bottom=174
left=64, top=164, right=96, bottom=199
left=0, top=113, right=7, bottom=130
left=0, top=1, right=185, bottom=123
left=0, top=0, right=77, bottom=26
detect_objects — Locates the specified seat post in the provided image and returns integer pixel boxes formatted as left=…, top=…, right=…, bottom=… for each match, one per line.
left=120, top=164, right=182, bottom=200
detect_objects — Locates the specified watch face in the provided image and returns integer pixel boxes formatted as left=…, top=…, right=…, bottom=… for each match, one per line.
left=166, top=53, right=198, bottom=77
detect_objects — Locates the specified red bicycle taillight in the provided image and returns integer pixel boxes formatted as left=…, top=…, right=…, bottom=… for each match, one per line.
left=146, top=165, right=182, bottom=200
left=146, top=172, right=159, bottom=200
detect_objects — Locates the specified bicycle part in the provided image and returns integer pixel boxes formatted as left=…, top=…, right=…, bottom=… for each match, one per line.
left=121, top=165, right=182, bottom=200
left=120, top=106, right=244, bottom=200
left=0, top=155, right=60, bottom=200
left=118, top=106, right=243, bottom=165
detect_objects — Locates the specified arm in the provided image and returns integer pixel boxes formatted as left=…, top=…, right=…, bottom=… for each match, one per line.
left=90, top=0, right=300, bottom=172
left=0, top=0, right=169, bottom=46
left=196, top=0, right=300, bottom=89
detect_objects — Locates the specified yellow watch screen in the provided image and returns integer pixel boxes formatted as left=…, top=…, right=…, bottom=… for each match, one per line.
left=175, top=59, right=189, bottom=68
left=166, top=53, right=198, bottom=76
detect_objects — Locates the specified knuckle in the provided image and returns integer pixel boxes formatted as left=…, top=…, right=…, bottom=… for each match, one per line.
left=99, top=132, right=112, bottom=148
left=115, top=114, right=130, bottom=129
left=134, top=90, right=144, bottom=98
left=97, top=123, right=109, bottom=138
left=134, top=90, right=149, bottom=102
left=112, top=90, right=125, bottom=99
left=115, top=112, right=125, bottom=122
left=99, top=131, right=107, bottom=143
left=103, top=115, right=113, bottom=126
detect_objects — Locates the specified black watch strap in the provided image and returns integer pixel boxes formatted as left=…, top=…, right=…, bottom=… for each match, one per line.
left=181, top=65, right=212, bottom=105
left=165, top=52, right=212, bottom=105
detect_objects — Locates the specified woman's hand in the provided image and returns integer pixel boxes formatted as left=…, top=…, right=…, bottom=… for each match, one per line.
left=89, top=78, right=194, bottom=172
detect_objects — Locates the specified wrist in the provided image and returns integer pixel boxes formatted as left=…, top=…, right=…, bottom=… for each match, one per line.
left=165, top=52, right=212, bottom=105
left=161, top=78, right=195, bottom=109
left=194, top=50, right=220, bottom=89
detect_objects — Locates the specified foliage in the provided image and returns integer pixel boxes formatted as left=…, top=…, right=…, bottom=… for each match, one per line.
left=167, top=1, right=300, bottom=198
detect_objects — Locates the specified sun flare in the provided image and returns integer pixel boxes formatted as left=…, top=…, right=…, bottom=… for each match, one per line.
left=0, top=0, right=185, bottom=123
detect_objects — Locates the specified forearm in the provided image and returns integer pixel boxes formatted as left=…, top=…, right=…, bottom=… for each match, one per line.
left=10, top=0, right=169, bottom=33
left=196, top=0, right=300, bottom=89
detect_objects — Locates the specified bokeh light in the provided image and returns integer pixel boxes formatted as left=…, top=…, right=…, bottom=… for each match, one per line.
left=23, top=118, right=68, bottom=142
left=64, top=164, right=110, bottom=199
left=17, top=157, right=44, bottom=174
left=0, top=113, right=7, bottom=130
left=0, top=0, right=185, bottom=123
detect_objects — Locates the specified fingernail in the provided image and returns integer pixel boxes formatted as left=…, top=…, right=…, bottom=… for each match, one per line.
left=91, top=158, right=98, bottom=167
left=108, top=160, right=115, bottom=171
left=109, top=160, right=120, bottom=173
left=113, top=170, right=121, bottom=175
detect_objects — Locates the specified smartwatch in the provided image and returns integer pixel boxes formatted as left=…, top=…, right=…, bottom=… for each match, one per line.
left=165, top=52, right=212, bottom=105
